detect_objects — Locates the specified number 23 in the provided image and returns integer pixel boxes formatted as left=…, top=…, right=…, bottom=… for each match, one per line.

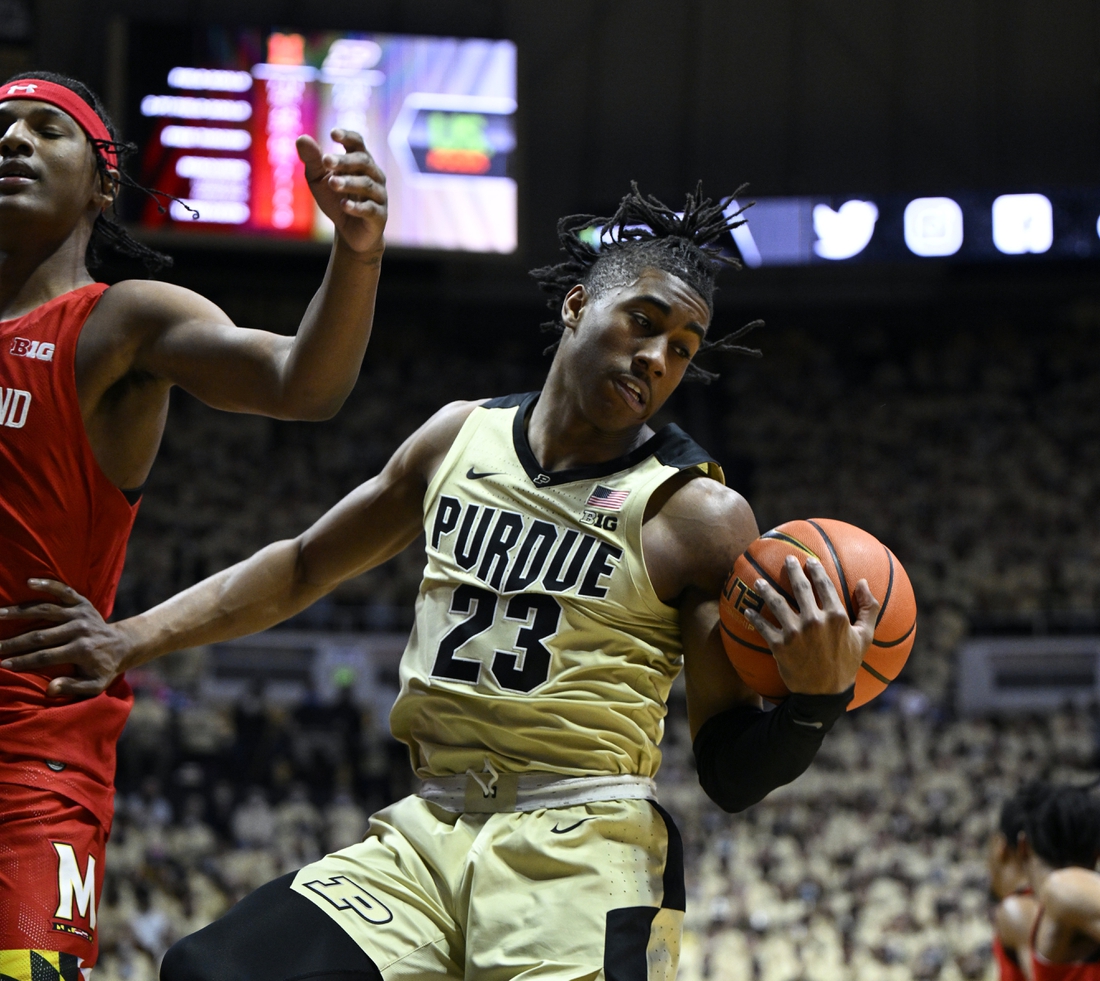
left=431, top=585, right=562, bottom=694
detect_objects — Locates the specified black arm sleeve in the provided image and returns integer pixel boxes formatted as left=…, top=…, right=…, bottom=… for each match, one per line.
left=692, top=686, right=854, bottom=813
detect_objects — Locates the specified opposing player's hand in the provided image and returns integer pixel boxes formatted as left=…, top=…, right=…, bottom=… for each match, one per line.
left=298, top=129, right=387, bottom=257
left=0, top=580, right=132, bottom=699
left=743, top=556, right=879, bottom=695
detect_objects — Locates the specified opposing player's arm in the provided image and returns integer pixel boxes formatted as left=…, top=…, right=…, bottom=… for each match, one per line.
left=995, top=893, right=1039, bottom=976
left=89, top=130, right=386, bottom=421
left=647, top=473, right=879, bottom=812
left=0, top=400, right=482, bottom=696
left=1039, top=868, right=1100, bottom=946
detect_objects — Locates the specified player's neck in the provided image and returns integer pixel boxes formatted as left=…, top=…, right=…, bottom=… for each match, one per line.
left=0, top=233, right=96, bottom=321
left=528, top=376, right=654, bottom=473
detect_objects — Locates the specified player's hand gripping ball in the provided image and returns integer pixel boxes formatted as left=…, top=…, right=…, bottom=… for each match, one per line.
left=719, top=518, right=916, bottom=710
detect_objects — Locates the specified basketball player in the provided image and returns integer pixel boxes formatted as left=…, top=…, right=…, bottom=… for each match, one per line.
left=1018, top=785, right=1100, bottom=980
left=0, top=186, right=880, bottom=981
left=0, top=72, right=386, bottom=979
left=991, top=782, right=1050, bottom=981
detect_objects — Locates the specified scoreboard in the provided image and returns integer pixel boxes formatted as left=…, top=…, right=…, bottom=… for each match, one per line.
left=130, top=27, right=517, bottom=254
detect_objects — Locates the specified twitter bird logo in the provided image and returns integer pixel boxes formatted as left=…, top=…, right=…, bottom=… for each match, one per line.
left=812, top=200, right=879, bottom=260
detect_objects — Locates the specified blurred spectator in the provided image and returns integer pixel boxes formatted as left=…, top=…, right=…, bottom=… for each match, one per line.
left=231, top=787, right=276, bottom=849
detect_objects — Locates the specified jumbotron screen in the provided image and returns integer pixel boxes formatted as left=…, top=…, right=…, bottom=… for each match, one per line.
left=130, top=27, right=517, bottom=253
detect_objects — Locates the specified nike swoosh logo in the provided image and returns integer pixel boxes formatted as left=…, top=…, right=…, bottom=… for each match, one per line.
left=791, top=719, right=824, bottom=729
left=467, top=467, right=502, bottom=480
left=550, top=819, right=591, bottom=834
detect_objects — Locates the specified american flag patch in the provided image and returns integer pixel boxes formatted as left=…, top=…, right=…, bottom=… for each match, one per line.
left=585, top=485, right=630, bottom=511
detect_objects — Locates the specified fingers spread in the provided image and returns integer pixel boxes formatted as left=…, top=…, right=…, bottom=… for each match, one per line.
left=786, top=556, right=818, bottom=616
left=327, top=174, right=386, bottom=204
left=852, top=579, right=882, bottom=640
left=296, top=134, right=324, bottom=177
left=0, top=602, right=74, bottom=623
left=1, top=636, right=80, bottom=671
left=27, top=578, right=84, bottom=606
left=0, top=622, right=85, bottom=663
left=331, top=128, right=367, bottom=154
left=804, top=559, right=847, bottom=616
left=47, top=676, right=108, bottom=700
left=753, top=578, right=799, bottom=634
left=341, top=199, right=386, bottom=219
left=743, top=607, right=783, bottom=647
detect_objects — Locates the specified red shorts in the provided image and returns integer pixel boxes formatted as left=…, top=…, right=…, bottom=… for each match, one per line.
left=0, top=782, right=105, bottom=976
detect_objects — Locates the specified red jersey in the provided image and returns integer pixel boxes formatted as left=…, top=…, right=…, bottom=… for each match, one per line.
left=994, top=936, right=1028, bottom=981
left=0, top=284, right=138, bottom=829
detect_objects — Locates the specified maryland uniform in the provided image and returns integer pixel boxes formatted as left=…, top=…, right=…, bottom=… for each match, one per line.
left=291, top=392, right=724, bottom=981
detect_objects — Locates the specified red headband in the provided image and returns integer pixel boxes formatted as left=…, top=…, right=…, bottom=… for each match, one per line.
left=0, top=78, right=118, bottom=168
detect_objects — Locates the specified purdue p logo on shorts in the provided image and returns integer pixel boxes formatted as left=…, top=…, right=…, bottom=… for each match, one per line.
left=301, top=876, right=394, bottom=924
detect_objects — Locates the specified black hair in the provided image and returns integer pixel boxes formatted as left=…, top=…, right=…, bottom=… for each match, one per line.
left=529, top=182, right=764, bottom=384
left=1000, top=780, right=1052, bottom=844
left=2, top=71, right=175, bottom=274
left=1026, top=785, right=1100, bottom=870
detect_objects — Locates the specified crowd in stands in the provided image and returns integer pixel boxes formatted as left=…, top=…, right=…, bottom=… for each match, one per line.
left=92, top=655, right=1100, bottom=981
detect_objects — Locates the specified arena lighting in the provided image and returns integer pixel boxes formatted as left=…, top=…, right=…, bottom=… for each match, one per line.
left=903, top=197, right=964, bottom=257
left=167, top=67, right=252, bottom=92
left=175, top=156, right=251, bottom=181
left=160, top=126, right=252, bottom=151
left=812, top=200, right=878, bottom=260
left=169, top=199, right=250, bottom=224
left=141, top=95, right=252, bottom=122
left=992, top=193, right=1053, bottom=254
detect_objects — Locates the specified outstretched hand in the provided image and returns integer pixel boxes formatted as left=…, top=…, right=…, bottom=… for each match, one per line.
left=298, top=129, right=387, bottom=257
left=0, top=580, right=131, bottom=699
left=743, top=555, right=879, bottom=695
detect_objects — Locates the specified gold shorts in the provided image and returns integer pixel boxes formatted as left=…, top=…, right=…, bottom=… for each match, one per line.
left=291, top=794, right=685, bottom=981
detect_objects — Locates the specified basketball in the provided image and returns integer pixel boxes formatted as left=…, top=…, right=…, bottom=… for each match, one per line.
left=719, top=518, right=916, bottom=710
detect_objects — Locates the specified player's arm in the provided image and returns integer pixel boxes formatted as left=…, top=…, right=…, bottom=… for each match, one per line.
left=995, top=893, right=1038, bottom=979
left=1039, top=868, right=1100, bottom=946
left=92, top=130, right=386, bottom=421
left=0, top=401, right=482, bottom=696
left=648, top=475, right=879, bottom=812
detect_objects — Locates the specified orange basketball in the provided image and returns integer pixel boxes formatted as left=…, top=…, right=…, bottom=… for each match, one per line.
left=718, top=518, right=916, bottom=710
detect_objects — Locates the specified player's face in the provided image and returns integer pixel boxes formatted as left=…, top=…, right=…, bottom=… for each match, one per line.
left=559, top=267, right=710, bottom=429
left=0, top=100, right=107, bottom=244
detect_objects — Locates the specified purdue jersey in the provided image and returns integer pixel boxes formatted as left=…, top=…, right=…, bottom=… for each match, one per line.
left=389, top=392, right=724, bottom=780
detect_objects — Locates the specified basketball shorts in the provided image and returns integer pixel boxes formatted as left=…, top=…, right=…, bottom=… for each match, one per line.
left=0, top=783, right=104, bottom=979
left=290, top=793, right=686, bottom=981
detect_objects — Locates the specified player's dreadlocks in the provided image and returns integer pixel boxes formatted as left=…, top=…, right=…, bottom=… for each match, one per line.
left=3, top=71, right=181, bottom=274
left=1026, top=784, right=1100, bottom=870
left=529, top=182, right=764, bottom=383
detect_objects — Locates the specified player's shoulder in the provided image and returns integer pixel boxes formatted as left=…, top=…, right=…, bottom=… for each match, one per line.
left=1041, top=867, right=1100, bottom=921
left=398, top=398, right=491, bottom=481
left=90, top=279, right=228, bottom=336
left=644, top=471, right=758, bottom=597
left=656, top=471, right=756, bottom=542
left=995, top=892, right=1039, bottom=947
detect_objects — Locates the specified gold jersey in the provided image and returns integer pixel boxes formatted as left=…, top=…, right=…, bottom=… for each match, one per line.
left=389, top=392, right=725, bottom=780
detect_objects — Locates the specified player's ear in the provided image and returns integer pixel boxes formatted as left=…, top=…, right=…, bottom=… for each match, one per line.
left=1017, top=832, right=1032, bottom=860
left=93, top=165, right=118, bottom=212
left=561, top=284, right=587, bottom=331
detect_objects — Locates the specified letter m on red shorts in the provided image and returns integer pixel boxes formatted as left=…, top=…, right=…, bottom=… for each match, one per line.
left=52, top=843, right=96, bottom=930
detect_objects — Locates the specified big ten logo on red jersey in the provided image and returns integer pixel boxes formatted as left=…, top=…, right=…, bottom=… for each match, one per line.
left=9, top=337, right=55, bottom=361
left=52, top=842, right=96, bottom=941
left=0, top=388, right=31, bottom=428
left=430, top=496, right=623, bottom=599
